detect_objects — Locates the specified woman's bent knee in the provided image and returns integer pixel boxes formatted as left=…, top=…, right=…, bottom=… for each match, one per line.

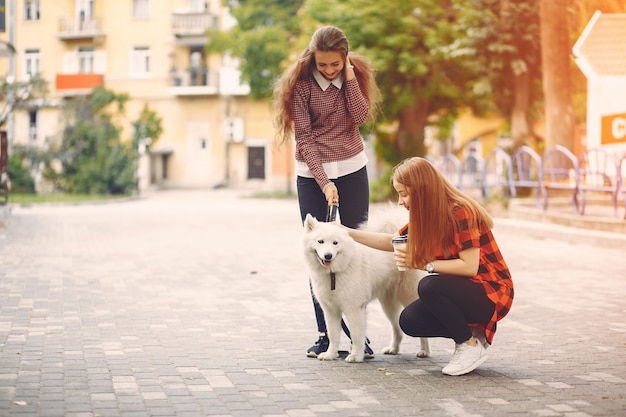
left=417, top=274, right=439, bottom=299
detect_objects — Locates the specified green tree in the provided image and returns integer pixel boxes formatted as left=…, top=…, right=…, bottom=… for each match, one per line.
left=460, top=0, right=542, bottom=148
left=308, top=0, right=490, bottom=162
left=46, top=87, right=138, bottom=195
left=132, top=104, right=164, bottom=152
left=7, top=153, right=35, bottom=193
left=0, top=74, right=49, bottom=126
left=1, top=75, right=49, bottom=194
left=206, top=0, right=305, bottom=99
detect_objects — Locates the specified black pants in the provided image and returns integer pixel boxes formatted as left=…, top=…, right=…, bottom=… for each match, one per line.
left=297, top=166, right=369, bottom=333
left=399, top=274, right=495, bottom=344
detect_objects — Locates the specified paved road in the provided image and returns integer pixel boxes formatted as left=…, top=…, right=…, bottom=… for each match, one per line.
left=0, top=189, right=625, bottom=417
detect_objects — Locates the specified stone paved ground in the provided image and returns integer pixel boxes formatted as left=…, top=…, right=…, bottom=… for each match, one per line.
left=0, top=189, right=625, bottom=417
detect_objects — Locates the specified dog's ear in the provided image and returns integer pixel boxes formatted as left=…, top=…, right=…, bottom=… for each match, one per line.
left=304, top=213, right=317, bottom=231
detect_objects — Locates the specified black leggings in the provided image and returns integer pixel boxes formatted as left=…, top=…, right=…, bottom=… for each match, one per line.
left=298, top=166, right=369, bottom=333
left=399, top=274, right=495, bottom=344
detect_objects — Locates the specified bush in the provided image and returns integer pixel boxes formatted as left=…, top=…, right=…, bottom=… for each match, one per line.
left=7, top=154, right=35, bottom=193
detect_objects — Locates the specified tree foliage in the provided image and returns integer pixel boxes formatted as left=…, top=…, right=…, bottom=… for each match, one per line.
left=132, top=103, right=164, bottom=151
left=0, top=74, right=49, bottom=126
left=7, top=153, right=35, bottom=193
left=308, top=0, right=492, bottom=162
left=44, top=87, right=162, bottom=195
left=206, top=0, right=305, bottom=99
left=215, top=0, right=605, bottom=171
left=459, top=0, right=542, bottom=147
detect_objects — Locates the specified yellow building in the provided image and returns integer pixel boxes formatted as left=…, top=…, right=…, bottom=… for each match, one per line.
left=0, top=0, right=294, bottom=192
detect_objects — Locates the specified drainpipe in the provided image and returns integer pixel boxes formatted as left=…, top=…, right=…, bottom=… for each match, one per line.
left=6, top=0, right=14, bottom=153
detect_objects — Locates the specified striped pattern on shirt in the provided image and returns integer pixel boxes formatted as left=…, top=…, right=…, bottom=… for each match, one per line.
left=292, top=76, right=369, bottom=190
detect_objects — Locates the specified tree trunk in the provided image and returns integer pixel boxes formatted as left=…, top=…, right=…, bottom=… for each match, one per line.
left=510, top=69, right=530, bottom=146
left=539, top=0, right=576, bottom=151
left=395, top=100, right=429, bottom=159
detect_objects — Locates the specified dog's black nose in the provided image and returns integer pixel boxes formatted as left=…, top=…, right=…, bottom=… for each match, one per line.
left=324, top=253, right=333, bottom=261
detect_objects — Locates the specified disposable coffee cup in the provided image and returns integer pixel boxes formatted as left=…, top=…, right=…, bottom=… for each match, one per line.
left=391, top=235, right=408, bottom=271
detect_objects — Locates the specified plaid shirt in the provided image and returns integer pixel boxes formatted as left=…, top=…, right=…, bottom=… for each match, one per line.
left=292, top=75, right=369, bottom=190
left=435, top=203, right=515, bottom=345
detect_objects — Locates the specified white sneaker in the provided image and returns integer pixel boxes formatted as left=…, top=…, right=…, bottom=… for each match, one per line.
left=442, top=341, right=488, bottom=376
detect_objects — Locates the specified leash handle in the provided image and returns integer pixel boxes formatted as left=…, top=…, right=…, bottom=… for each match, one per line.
left=326, top=204, right=338, bottom=222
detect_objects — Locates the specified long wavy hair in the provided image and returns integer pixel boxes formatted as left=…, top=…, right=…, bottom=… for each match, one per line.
left=392, top=157, right=494, bottom=268
left=272, top=25, right=381, bottom=145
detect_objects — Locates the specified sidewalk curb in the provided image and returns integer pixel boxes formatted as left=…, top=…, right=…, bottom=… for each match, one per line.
left=493, top=216, right=626, bottom=249
left=507, top=197, right=626, bottom=234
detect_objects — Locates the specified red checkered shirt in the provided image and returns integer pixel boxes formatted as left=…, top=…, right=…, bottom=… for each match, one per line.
left=436, top=203, right=514, bottom=345
left=292, top=75, right=369, bottom=190
left=400, top=203, right=514, bottom=345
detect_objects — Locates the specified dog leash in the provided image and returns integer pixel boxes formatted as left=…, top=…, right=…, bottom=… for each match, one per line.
left=326, top=204, right=339, bottom=290
left=326, top=204, right=338, bottom=223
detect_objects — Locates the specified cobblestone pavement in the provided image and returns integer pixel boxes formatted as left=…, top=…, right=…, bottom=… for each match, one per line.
left=0, top=189, right=625, bottom=417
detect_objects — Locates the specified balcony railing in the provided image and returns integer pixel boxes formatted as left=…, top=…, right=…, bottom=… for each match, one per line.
left=58, top=16, right=106, bottom=40
left=172, top=11, right=218, bottom=36
left=167, top=67, right=219, bottom=96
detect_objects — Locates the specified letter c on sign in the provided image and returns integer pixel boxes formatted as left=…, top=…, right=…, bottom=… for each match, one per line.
left=613, top=117, right=626, bottom=140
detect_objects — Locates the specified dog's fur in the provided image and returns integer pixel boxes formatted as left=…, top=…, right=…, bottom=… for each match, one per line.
left=302, top=204, right=430, bottom=362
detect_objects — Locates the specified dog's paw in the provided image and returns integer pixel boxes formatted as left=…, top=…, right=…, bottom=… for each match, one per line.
left=382, top=346, right=399, bottom=355
left=317, top=351, right=338, bottom=361
left=345, top=353, right=365, bottom=363
left=416, top=350, right=430, bottom=358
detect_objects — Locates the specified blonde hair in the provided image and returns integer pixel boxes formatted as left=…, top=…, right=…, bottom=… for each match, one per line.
left=392, top=157, right=494, bottom=268
left=272, top=25, right=381, bottom=144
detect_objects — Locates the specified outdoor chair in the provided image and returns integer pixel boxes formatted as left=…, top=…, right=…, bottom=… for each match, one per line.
left=459, top=152, right=487, bottom=200
left=577, top=147, right=620, bottom=218
left=541, top=145, right=579, bottom=213
left=438, top=153, right=462, bottom=189
left=510, top=146, right=543, bottom=209
left=483, top=147, right=515, bottom=201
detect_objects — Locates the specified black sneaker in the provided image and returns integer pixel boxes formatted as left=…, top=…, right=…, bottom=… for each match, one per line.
left=364, top=341, right=374, bottom=359
left=306, top=333, right=329, bottom=358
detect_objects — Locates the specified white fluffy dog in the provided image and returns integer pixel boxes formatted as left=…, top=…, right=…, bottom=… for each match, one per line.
left=302, top=205, right=430, bottom=363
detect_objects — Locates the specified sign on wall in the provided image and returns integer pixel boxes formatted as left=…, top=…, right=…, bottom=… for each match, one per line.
left=601, top=112, right=626, bottom=145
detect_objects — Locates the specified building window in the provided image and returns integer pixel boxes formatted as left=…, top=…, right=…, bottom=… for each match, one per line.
left=131, top=47, right=150, bottom=76
left=24, top=0, right=40, bottom=21
left=24, top=49, right=40, bottom=78
left=189, top=0, right=208, bottom=12
left=78, top=47, right=95, bottom=73
left=76, top=0, right=94, bottom=17
left=133, top=0, right=150, bottom=18
left=28, top=110, right=38, bottom=142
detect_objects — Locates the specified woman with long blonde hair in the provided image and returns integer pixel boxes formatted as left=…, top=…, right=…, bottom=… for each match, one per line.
left=272, top=25, right=380, bottom=358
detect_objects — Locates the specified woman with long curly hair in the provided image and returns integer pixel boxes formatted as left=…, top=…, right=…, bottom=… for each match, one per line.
left=273, top=25, right=381, bottom=358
